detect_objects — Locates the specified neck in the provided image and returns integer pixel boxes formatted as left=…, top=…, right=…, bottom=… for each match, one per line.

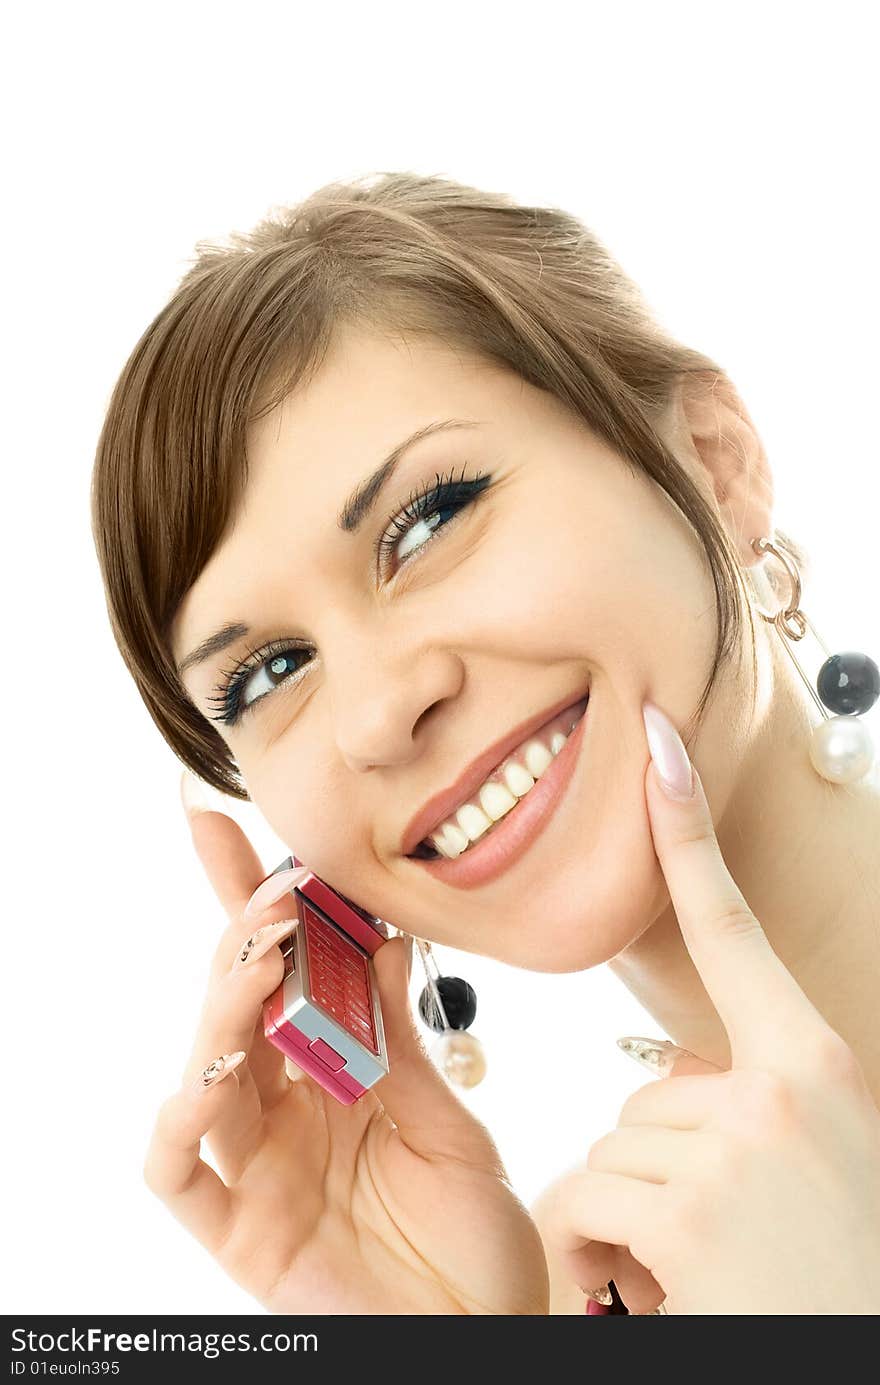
left=609, top=624, right=880, bottom=1104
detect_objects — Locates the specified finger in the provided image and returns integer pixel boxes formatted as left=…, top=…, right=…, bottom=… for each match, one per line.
left=143, top=1053, right=242, bottom=1252
left=227, top=914, right=320, bottom=1099
left=369, top=937, right=502, bottom=1165
left=666, top=1052, right=724, bottom=1078
left=198, top=853, right=313, bottom=1100
left=188, top=925, right=293, bottom=1083
left=618, top=1070, right=734, bottom=1130
left=565, top=1243, right=666, bottom=1315
left=180, top=779, right=303, bottom=1097
left=642, top=702, right=822, bottom=1064
left=609, top=1249, right=667, bottom=1315
left=588, top=1124, right=719, bottom=1184
left=180, top=776, right=271, bottom=927
left=562, top=1241, right=617, bottom=1299
left=537, top=1166, right=664, bottom=1259
left=184, top=922, right=300, bottom=1173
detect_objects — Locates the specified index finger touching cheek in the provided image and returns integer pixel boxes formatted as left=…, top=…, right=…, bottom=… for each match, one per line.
left=641, top=701, right=823, bottom=1066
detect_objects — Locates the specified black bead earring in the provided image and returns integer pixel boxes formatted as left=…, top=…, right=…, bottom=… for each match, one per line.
left=413, top=938, right=486, bottom=1088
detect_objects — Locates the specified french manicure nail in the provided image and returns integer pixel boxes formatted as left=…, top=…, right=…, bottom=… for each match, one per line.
left=233, top=918, right=297, bottom=969
left=181, top=768, right=211, bottom=818
left=642, top=701, right=694, bottom=799
left=243, top=866, right=310, bottom=920
left=583, top=1284, right=613, bottom=1306
left=616, top=1035, right=695, bottom=1076
left=194, top=1050, right=246, bottom=1091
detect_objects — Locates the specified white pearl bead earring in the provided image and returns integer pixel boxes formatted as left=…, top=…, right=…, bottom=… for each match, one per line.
left=749, top=532, right=878, bottom=784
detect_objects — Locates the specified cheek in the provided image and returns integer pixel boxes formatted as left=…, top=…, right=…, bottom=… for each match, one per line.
left=439, top=501, right=603, bottom=660
left=519, top=822, right=670, bottom=971
left=240, top=754, right=339, bottom=873
left=454, top=476, right=716, bottom=690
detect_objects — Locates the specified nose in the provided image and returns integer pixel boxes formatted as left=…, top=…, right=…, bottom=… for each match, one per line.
left=330, top=642, right=465, bottom=772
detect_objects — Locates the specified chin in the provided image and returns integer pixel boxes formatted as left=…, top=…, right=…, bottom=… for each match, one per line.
left=401, top=767, right=665, bottom=971
left=478, top=882, right=661, bottom=973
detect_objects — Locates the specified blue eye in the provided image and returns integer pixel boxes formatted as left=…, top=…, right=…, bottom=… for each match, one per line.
left=374, top=466, right=491, bottom=577
left=206, top=466, right=493, bottom=728
left=205, top=641, right=315, bottom=727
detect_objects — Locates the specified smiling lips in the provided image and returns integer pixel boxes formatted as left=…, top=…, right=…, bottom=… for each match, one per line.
left=400, top=688, right=591, bottom=858
left=419, top=701, right=588, bottom=858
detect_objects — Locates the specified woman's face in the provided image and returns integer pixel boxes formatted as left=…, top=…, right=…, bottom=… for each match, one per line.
left=171, top=325, right=756, bottom=971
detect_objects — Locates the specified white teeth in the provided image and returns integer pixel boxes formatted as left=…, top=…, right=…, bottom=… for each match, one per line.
left=455, top=802, right=493, bottom=842
left=524, top=739, right=554, bottom=779
left=479, top=780, right=518, bottom=821
left=504, top=761, right=535, bottom=797
left=433, top=822, right=470, bottom=859
left=445, top=821, right=470, bottom=852
left=421, top=707, right=583, bottom=860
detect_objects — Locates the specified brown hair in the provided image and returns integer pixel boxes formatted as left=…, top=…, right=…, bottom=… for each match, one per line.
left=90, top=171, right=805, bottom=800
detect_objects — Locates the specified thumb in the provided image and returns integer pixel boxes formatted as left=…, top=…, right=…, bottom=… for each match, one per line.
left=371, top=938, right=501, bottom=1164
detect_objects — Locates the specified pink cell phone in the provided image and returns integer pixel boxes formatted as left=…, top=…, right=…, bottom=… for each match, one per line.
left=262, top=854, right=391, bottom=1105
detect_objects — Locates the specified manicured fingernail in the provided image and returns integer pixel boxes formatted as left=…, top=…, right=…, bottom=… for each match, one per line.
left=232, top=918, right=297, bottom=969
left=616, top=1035, right=694, bottom=1075
left=181, top=768, right=211, bottom=818
left=583, top=1284, right=613, bottom=1306
left=642, top=701, right=694, bottom=799
left=194, top=1050, right=246, bottom=1091
left=180, top=768, right=226, bottom=819
left=243, top=866, right=310, bottom=919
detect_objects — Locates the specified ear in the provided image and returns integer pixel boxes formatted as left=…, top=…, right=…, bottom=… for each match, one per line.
left=662, top=370, right=775, bottom=568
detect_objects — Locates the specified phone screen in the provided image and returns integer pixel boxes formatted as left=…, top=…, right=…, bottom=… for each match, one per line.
left=301, top=900, right=380, bottom=1056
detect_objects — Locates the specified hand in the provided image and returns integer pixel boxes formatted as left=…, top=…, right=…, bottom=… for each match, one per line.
left=538, top=705, right=880, bottom=1315
left=143, top=779, right=549, bottom=1315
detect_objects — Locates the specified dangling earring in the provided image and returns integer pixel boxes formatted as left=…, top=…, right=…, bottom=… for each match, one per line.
left=409, top=936, right=487, bottom=1089
left=749, top=531, right=879, bottom=782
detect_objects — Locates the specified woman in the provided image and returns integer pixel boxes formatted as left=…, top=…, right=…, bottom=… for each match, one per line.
left=90, top=172, right=880, bottom=1313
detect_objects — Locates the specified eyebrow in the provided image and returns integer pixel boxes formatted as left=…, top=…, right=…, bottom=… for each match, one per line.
left=175, top=417, right=483, bottom=678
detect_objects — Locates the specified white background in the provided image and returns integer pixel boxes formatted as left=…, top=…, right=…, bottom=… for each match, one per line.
left=3, top=0, right=878, bottom=1313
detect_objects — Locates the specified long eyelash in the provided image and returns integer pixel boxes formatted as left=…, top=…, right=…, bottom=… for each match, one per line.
left=374, top=464, right=488, bottom=573
left=206, top=464, right=491, bottom=726
left=205, top=638, right=311, bottom=725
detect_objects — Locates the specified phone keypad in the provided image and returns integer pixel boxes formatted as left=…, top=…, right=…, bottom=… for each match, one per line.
left=303, top=905, right=378, bottom=1055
